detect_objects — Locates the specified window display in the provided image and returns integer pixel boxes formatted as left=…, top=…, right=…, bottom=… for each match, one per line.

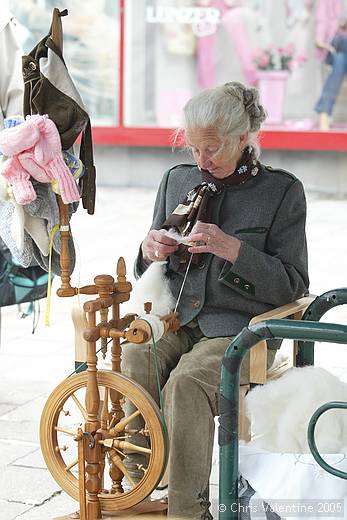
left=124, top=0, right=347, bottom=131
left=10, top=0, right=119, bottom=126
left=7, top=0, right=347, bottom=147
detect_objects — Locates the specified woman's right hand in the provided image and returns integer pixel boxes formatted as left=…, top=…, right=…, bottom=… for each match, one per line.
left=142, top=229, right=179, bottom=262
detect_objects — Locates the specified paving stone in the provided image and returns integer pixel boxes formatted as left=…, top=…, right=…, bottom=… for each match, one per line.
left=0, top=498, right=32, bottom=520
left=0, top=441, right=37, bottom=466
left=2, top=395, right=48, bottom=423
left=0, top=466, right=60, bottom=504
left=14, top=492, right=79, bottom=520
left=0, top=404, right=16, bottom=417
left=0, top=420, right=38, bottom=443
left=11, top=448, right=46, bottom=470
left=0, top=380, right=49, bottom=406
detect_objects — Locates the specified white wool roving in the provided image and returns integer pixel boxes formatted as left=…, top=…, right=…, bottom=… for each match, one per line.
left=165, top=228, right=194, bottom=246
left=126, top=261, right=175, bottom=316
left=246, top=366, right=347, bottom=453
left=137, top=314, right=165, bottom=344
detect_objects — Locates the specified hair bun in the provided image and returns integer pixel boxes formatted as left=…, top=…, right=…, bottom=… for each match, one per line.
left=223, top=82, right=267, bottom=132
left=242, top=87, right=267, bottom=131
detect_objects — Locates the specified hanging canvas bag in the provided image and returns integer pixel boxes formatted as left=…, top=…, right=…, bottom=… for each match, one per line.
left=21, top=8, right=96, bottom=215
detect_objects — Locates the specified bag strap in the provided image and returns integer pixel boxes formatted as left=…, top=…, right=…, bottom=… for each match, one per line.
left=49, top=8, right=68, bottom=55
left=80, top=119, right=96, bottom=215
left=50, top=7, right=96, bottom=215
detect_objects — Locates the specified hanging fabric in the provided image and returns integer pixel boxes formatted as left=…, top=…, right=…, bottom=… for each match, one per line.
left=21, top=9, right=96, bottom=215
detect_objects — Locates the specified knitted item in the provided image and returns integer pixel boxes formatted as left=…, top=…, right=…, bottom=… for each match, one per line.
left=1, top=156, right=37, bottom=204
left=25, top=182, right=76, bottom=275
left=33, top=115, right=60, bottom=164
left=0, top=175, right=76, bottom=273
left=11, top=202, right=25, bottom=252
left=52, top=151, right=84, bottom=195
left=45, top=154, right=80, bottom=204
left=0, top=175, right=49, bottom=256
left=0, top=175, right=25, bottom=252
left=0, top=200, right=33, bottom=266
left=0, top=117, right=24, bottom=156
left=0, top=115, right=42, bottom=156
left=0, top=115, right=80, bottom=205
left=34, top=117, right=80, bottom=204
left=19, top=150, right=49, bottom=183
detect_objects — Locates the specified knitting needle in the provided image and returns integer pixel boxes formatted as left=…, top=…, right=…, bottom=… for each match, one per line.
left=174, top=253, right=193, bottom=313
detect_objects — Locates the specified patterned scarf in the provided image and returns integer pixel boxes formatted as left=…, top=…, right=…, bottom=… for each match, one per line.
left=163, top=146, right=259, bottom=234
left=163, top=145, right=260, bottom=269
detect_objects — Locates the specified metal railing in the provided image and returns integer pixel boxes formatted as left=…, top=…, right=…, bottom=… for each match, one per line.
left=219, top=318, right=347, bottom=520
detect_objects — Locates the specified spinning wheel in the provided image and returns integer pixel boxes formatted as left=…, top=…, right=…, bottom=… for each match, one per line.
left=40, top=370, right=167, bottom=512
left=36, top=8, right=174, bottom=519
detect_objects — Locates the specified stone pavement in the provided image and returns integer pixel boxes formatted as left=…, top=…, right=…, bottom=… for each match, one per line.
left=0, top=186, right=347, bottom=520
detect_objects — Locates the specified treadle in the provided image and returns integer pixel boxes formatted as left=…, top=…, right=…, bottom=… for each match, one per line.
left=53, top=499, right=168, bottom=519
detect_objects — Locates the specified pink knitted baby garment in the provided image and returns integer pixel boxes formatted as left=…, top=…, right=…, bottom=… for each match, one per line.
left=32, top=116, right=80, bottom=204
left=1, top=156, right=37, bottom=204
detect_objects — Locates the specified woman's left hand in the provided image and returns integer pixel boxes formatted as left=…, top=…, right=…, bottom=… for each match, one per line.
left=187, top=221, right=241, bottom=264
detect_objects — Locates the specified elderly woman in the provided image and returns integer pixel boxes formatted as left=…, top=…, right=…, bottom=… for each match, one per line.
left=122, top=81, right=309, bottom=519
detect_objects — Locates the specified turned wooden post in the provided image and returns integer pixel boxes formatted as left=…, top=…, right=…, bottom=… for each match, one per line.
left=94, top=274, right=124, bottom=495
left=56, top=197, right=76, bottom=297
left=110, top=262, right=126, bottom=495
left=75, top=428, right=87, bottom=520
left=84, top=306, right=102, bottom=520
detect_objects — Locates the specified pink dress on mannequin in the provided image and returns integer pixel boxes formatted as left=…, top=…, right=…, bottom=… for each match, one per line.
left=197, top=0, right=258, bottom=88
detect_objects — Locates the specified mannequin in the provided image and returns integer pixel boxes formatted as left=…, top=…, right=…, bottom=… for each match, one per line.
left=197, top=0, right=268, bottom=88
left=314, top=0, right=347, bottom=130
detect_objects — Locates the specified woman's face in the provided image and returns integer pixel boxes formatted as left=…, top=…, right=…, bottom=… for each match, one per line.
left=185, top=127, right=243, bottom=179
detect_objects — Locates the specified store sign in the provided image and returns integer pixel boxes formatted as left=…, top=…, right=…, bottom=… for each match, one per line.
left=146, top=6, right=221, bottom=36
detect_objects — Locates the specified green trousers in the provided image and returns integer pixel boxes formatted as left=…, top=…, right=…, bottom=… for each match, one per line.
left=121, top=323, right=275, bottom=519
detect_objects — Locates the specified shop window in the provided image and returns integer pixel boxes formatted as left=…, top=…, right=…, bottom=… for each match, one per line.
left=8, top=0, right=347, bottom=148
left=10, top=0, right=119, bottom=127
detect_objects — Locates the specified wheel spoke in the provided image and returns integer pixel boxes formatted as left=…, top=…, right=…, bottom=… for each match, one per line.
left=65, top=458, right=79, bottom=472
left=71, top=394, right=88, bottom=421
left=125, top=428, right=150, bottom=436
left=109, top=409, right=141, bottom=435
left=113, top=440, right=151, bottom=455
left=108, top=449, right=136, bottom=488
left=55, top=426, right=77, bottom=437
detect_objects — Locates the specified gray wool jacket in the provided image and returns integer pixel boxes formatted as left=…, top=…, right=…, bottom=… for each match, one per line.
left=135, top=163, right=309, bottom=340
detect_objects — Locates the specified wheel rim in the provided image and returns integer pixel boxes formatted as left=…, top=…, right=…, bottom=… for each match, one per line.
left=40, top=370, right=167, bottom=511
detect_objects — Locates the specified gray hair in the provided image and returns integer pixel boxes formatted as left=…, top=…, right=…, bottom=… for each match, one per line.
left=182, top=82, right=267, bottom=156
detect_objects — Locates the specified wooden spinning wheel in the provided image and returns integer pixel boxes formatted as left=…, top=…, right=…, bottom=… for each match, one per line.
left=39, top=11, right=177, bottom=518
left=38, top=255, right=177, bottom=518
left=40, top=370, right=168, bottom=512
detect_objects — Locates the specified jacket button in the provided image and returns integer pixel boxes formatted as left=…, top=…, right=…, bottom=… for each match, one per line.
left=198, top=261, right=205, bottom=269
left=244, top=284, right=250, bottom=290
left=192, top=300, right=200, bottom=308
left=233, top=277, right=240, bottom=284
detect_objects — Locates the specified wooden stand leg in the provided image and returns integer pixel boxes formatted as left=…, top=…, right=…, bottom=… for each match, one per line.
left=76, top=429, right=87, bottom=520
left=85, top=310, right=102, bottom=520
